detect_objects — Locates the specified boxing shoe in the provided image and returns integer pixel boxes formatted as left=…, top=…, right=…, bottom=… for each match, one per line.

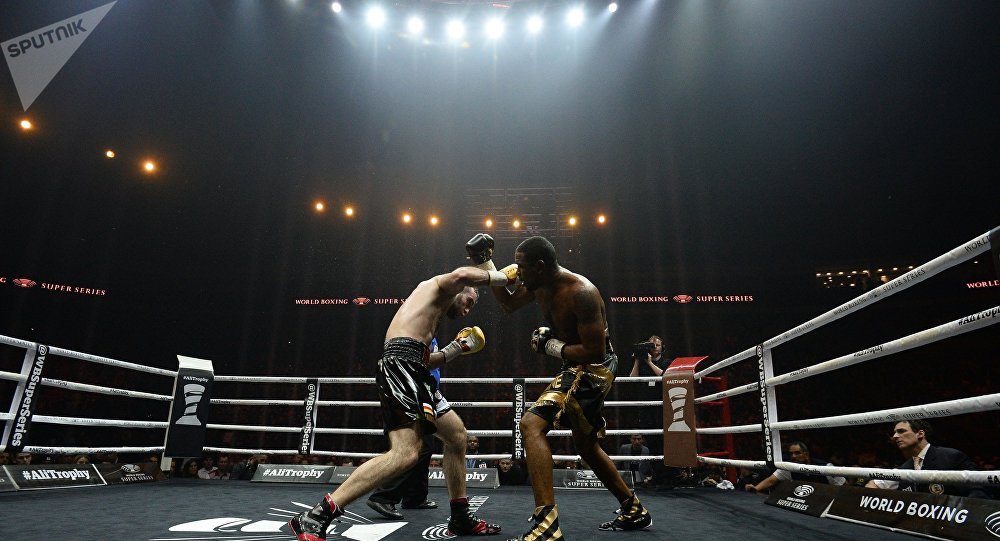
left=289, top=494, right=341, bottom=541
left=507, top=505, right=563, bottom=541
left=448, top=497, right=502, bottom=536
left=597, top=492, right=652, bottom=531
left=366, top=499, right=403, bottom=519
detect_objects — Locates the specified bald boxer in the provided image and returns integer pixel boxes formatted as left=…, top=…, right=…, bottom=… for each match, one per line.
left=289, top=265, right=509, bottom=540
left=470, top=234, right=652, bottom=540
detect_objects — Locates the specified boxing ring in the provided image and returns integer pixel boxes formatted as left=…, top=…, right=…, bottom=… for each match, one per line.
left=1, top=227, right=997, bottom=540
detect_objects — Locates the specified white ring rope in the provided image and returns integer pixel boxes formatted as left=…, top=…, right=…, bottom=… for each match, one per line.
left=32, top=415, right=168, bottom=429
left=695, top=230, right=992, bottom=379
left=41, top=378, right=172, bottom=401
left=0, top=370, right=27, bottom=382
left=770, top=393, right=1000, bottom=432
left=212, top=375, right=662, bottom=385
left=23, top=446, right=164, bottom=454
left=47, top=344, right=177, bottom=378
left=693, top=305, right=1000, bottom=404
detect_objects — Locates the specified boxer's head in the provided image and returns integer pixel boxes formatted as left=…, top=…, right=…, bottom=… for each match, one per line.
left=447, top=286, right=479, bottom=319
left=515, top=236, right=557, bottom=291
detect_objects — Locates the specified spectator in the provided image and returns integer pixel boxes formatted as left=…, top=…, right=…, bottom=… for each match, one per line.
left=14, top=452, right=33, bottom=465
left=179, top=459, right=200, bottom=478
left=465, top=436, right=487, bottom=469
left=745, top=441, right=846, bottom=493
left=73, top=454, right=90, bottom=465
left=429, top=458, right=443, bottom=468
left=865, top=420, right=988, bottom=498
left=0, top=452, right=10, bottom=465
left=735, top=466, right=762, bottom=491
left=216, top=454, right=233, bottom=480
left=618, top=434, right=653, bottom=487
left=232, top=454, right=266, bottom=480
left=338, top=457, right=354, bottom=467
left=496, top=458, right=527, bottom=486
left=198, top=455, right=219, bottom=479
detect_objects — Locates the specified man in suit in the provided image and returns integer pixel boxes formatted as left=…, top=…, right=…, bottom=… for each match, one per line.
left=865, top=419, right=988, bottom=498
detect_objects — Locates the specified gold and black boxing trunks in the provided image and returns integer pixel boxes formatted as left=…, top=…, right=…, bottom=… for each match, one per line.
left=377, top=337, right=438, bottom=435
left=528, top=346, right=618, bottom=438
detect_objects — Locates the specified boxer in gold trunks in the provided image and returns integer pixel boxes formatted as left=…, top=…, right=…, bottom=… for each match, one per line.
left=469, top=234, right=652, bottom=540
left=289, top=262, right=517, bottom=540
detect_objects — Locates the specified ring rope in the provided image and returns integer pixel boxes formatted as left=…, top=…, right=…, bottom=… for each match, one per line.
left=23, top=446, right=164, bottom=455
left=0, top=370, right=27, bottom=382
left=695, top=424, right=762, bottom=435
left=46, top=344, right=178, bottom=378
left=212, top=375, right=664, bottom=385
left=32, top=415, right=168, bottom=429
left=41, top=378, right=172, bottom=401
left=693, top=305, right=1000, bottom=404
left=767, top=306, right=999, bottom=388
left=695, top=230, right=992, bottom=379
left=770, top=393, right=1000, bottom=431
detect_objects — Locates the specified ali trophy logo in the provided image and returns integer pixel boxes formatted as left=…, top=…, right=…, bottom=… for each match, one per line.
left=666, top=386, right=691, bottom=432
left=158, top=502, right=404, bottom=541
left=157, top=496, right=492, bottom=540
left=174, top=384, right=205, bottom=426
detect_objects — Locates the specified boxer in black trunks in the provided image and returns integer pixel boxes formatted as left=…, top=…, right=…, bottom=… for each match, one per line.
left=289, top=264, right=517, bottom=541
left=471, top=234, right=653, bottom=540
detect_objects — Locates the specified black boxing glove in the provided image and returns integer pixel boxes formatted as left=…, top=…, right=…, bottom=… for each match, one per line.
left=465, top=233, right=496, bottom=269
left=531, top=326, right=566, bottom=359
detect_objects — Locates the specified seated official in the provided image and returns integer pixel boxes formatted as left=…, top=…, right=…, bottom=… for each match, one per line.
left=865, top=419, right=988, bottom=499
left=745, top=441, right=846, bottom=493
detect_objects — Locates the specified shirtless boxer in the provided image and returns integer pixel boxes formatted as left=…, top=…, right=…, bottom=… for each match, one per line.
left=467, top=234, right=652, bottom=540
left=289, top=264, right=513, bottom=540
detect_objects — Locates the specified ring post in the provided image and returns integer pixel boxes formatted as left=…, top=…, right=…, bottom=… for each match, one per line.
left=1, top=343, right=47, bottom=454
left=662, top=357, right=705, bottom=467
left=163, top=355, right=214, bottom=470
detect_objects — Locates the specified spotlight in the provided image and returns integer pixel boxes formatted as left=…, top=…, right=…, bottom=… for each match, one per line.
left=314, top=201, right=326, bottom=212
left=365, top=6, right=386, bottom=29
left=568, top=216, right=577, bottom=226
left=330, top=2, right=342, bottom=14
left=527, top=15, right=544, bottom=34
left=19, top=119, right=32, bottom=130
left=105, top=149, right=116, bottom=159
left=484, top=218, right=493, bottom=228
left=344, top=206, right=354, bottom=217
left=485, top=17, right=505, bottom=40
left=512, top=219, right=521, bottom=228
left=143, top=160, right=156, bottom=173
left=429, top=216, right=440, bottom=226
left=446, top=19, right=466, bottom=41
left=407, top=16, right=425, bottom=35
left=402, top=213, right=412, bottom=224
left=567, top=7, right=585, bottom=28
left=597, top=214, right=607, bottom=224
left=608, top=2, right=618, bottom=14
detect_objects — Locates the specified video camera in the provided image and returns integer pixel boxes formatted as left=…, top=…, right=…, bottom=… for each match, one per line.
left=632, top=341, right=655, bottom=358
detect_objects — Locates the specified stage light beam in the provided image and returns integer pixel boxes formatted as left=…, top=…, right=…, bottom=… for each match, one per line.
left=527, top=15, right=544, bottom=34
left=366, top=6, right=387, bottom=29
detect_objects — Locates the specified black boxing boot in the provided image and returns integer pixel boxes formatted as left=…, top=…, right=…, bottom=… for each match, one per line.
left=447, top=497, right=502, bottom=536
left=289, top=494, right=342, bottom=541
left=508, top=505, right=562, bottom=541
left=598, top=491, right=652, bottom=531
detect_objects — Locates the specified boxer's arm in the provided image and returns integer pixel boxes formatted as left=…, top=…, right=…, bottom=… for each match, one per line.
left=489, top=265, right=535, bottom=312
left=435, top=267, right=503, bottom=295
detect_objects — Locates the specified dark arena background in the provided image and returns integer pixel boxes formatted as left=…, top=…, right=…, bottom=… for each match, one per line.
left=1, top=1, right=998, bottom=540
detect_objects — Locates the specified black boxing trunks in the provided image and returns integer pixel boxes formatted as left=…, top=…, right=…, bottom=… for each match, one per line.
left=528, top=342, right=618, bottom=438
left=377, top=337, right=438, bottom=435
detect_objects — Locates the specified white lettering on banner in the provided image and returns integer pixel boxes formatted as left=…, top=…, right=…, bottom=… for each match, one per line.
left=958, top=306, right=1000, bottom=326
left=2, top=2, right=116, bottom=110
left=261, top=468, right=325, bottom=478
left=11, top=345, right=46, bottom=447
left=857, top=496, right=970, bottom=524
left=21, top=468, right=91, bottom=481
left=776, top=499, right=809, bottom=511
left=182, top=376, right=209, bottom=383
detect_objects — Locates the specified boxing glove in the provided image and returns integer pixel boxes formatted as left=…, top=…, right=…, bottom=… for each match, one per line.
left=531, top=326, right=566, bottom=359
left=465, top=233, right=495, bottom=269
left=441, top=326, right=486, bottom=362
left=486, top=263, right=519, bottom=287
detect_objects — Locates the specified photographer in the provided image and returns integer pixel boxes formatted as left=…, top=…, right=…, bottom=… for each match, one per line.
left=629, top=335, right=668, bottom=377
